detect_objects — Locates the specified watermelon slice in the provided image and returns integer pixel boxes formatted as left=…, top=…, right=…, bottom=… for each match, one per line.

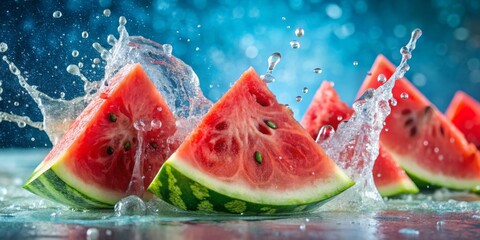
left=445, top=91, right=480, bottom=150
left=148, top=68, right=354, bottom=214
left=301, top=81, right=418, bottom=197
left=23, top=64, right=178, bottom=208
left=357, top=55, right=480, bottom=190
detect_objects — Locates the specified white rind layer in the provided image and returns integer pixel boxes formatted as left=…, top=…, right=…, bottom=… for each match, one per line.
left=392, top=152, right=480, bottom=190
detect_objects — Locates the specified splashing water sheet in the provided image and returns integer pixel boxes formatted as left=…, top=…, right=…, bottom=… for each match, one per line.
left=1, top=2, right=480, bottom=239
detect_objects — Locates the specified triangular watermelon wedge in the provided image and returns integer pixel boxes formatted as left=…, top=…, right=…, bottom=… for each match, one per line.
left=445, top=91, right=480, bottom=150
left=148, top=68, right=354, bottom=214
left=23, top=64, right=178, bottom=208
left=357, top=55, right=480, bottom=190
left=301, top=81, right=419, bottom=197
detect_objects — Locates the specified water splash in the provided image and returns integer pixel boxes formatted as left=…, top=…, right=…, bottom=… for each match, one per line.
left=1, top=16, right=212, bottom=145
left=321, top=28, right=422, bottom=210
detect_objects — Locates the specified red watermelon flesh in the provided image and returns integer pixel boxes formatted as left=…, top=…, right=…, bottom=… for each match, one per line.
left=445, top=91, right=480, bottom=150
left=301, top=81, right=418, bottom=196
left=24, top=64, right=178, bottom=207
left=357, top=55, right=480, bottom=190
left=178, top=68, right=344, bottom=188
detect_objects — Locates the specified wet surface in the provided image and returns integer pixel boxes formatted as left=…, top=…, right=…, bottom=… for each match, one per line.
left=1, top=149, right=479, bottom=239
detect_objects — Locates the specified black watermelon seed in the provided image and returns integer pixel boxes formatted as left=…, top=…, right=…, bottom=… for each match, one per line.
left=439, top=125, right=445, bottom=137
left=404, top=118, right=414, bottom=126
left=107, top=146, right=114, bottom=155
left=410, top=127, right=417, bottom=137
left=401, top=109, right=412, bottom=115
left=150, top=141, right=158, bottom=149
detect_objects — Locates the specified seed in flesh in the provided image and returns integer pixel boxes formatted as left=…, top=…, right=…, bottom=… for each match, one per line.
left=124, top=141, right=131, bottom=151
left=265, top=120, right=277, bottom=129
left=254, top=151, right=263, bottom=164
left=108, top=113, right=117, bottom=122
left=107, top=146, right=114, bottom=155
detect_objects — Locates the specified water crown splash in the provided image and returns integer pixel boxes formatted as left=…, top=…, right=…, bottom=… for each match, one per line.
left=320, top=28, right=422, bottom=210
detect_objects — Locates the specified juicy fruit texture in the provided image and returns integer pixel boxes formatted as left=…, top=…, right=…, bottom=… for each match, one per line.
left=24, top=64, right=178, bottom=208
left=148, top=68, right=354, bottom=214
left=445, top=91, right=480, bottom=150
left=301, top=81, right=418, bottom=197
left=358, top=55, right=480, bottom=190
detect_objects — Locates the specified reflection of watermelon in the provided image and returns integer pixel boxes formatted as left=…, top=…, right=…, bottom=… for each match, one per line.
left=24, top=64, right=178, bottom=208
left=301, top=81, right=418, bottom=197
left=148, top=68, right=354, bottom=214
left=445, top=91, right=480, bottom=150
left=358, top=55, right=480, bottom=190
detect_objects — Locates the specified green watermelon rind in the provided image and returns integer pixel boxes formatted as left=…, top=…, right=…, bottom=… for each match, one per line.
left=23, top=169, right=112, bottom=209
left=392, top=152, right=480, bottom=191
left=376, top=178, right=419, bottom=197
left=147, top=154, right=355, bottom=215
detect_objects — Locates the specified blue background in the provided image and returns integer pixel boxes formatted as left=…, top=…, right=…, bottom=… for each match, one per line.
left=1, top=0, right=479, bottom=148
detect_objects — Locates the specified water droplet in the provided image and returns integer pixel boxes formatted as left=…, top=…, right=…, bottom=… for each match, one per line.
left=0, top=42, right=8, bottom=53
left=93, top=58, right=100, bottom=64
left=400, top=92, right=409, bottom=99
left=66, top=64, right=80, bottom=76
left=377, top=74, right=387, bottom=83
left=299, top=224, right=306, bottom=231
left=103, top=9, right=111, bottom=17
left=436, top=221, right=446, bottom=230
left=31, top=137, right=35, bottom=141
left=13, top=101, right=19, bottom=106
left=290, top=40, right=300, bottom=49
left=337, top=116, right=343, bottom=121
left=195, top=47, right=200, bottom=51
left=399, top=228, right=419, bottom=235
left=313, top=68, right=322, bottom=74
left=281, top=17, right=286, bottom=20
left=260, top=73, right=275, bottom=83
left=163, top=44, right=173, bottom=55
left=53, top=11, right=62, bottom=18
left=151, top=119, right=162, bottom=129
left=390, top=98, right=397, bottom=106
left=78, top=62, right=84, bottom=68
left=296, top=96, right=302, bottom=102
left=81, top=31, right=89, bottom=39
left=119, top=16, right=127, bottom=26
left=353, top=61, right=359, bottom=66
left=316, top=125, right=335, bottom=144
left=267, top=52, right=282, bottom=71
left=295, top=28, right=304, bottom=37
left=302, top=87, right=308, bottom=93
left=60, top=92, right=65, bottom=99
left=114, top=195, right=147, bottom=216
left=86, top=228, right=100, bottom=240
left=72, top=50, right=79, bottom=57
left=17, top=121, right=26, bottom=128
